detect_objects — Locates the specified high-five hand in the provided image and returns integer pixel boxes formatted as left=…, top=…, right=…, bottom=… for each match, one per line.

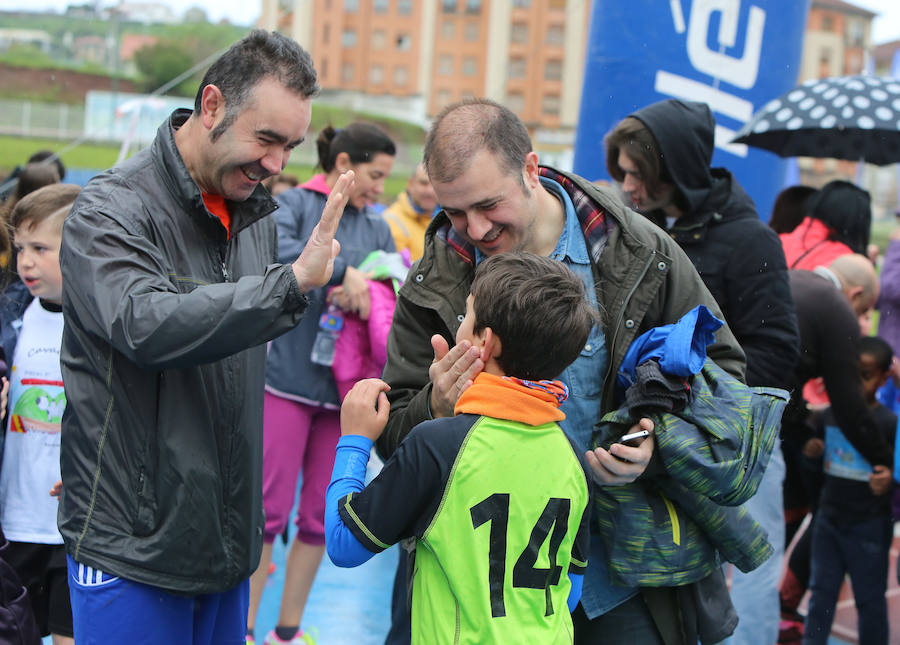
left=293, top=170, right=354, bottom=292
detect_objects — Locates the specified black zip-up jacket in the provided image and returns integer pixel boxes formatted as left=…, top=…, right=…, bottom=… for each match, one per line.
left=58, top=110, right=309, bottom=594
left=631, top=100, right=799, bottom=389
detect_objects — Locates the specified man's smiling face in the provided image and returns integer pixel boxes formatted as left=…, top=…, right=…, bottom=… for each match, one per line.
left=202, top=77, right=311, bottom=202
left=433, top=149, right=539, bottom=256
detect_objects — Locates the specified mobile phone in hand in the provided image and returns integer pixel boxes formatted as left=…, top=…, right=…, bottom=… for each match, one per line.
left=618, top=429, right=650, bottom=446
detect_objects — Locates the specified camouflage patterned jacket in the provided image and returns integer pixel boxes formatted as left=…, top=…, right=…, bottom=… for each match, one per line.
left=593, top=360, right=788, bottom=587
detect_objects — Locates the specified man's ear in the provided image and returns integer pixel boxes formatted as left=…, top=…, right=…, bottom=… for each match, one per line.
left=199, top=84, right=225, bottom=131
left=845, top=284, right=864, bottom=311
left=523, top=151, right=541, bottom=191
left=479, top=327, right=501, bottom=365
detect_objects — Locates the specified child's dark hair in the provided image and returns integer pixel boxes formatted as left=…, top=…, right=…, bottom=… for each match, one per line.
left=315, top=123, right=396, bottom=172
left=859, top=336, right=893, bottom=373
left=470, top=252, right=598, bottom=380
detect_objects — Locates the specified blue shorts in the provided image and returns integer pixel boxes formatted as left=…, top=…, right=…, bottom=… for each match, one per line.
left=67, top=556, right=249, bottom=645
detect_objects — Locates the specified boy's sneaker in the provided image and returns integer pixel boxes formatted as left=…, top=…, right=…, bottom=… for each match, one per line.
left=262, top=628, right=317, bottom=645
left=245, top=636, right=256, bottom=645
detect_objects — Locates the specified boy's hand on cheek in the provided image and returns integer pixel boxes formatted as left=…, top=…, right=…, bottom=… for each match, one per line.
left=340, top=378, right=391, bottom=441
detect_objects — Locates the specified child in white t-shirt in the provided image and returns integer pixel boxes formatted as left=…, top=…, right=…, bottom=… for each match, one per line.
left=0, top=183, right=80, bottom=645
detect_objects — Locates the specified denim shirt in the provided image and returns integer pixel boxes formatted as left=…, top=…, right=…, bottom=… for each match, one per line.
left=477, top=177, right=636, bottom=616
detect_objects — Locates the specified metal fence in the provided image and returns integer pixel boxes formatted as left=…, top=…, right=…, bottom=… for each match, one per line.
left=0, top=99, right=86, bottom=140
left=0, top=97, right=427, bottom=173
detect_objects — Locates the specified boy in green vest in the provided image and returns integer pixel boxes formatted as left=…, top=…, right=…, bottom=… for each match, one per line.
left=325, top=252, right=625, bottom=644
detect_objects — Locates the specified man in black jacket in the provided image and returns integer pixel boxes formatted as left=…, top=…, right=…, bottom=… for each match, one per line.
left=58, top=31, right=350, bottom=644
left=606, top=99, right=799, bottom=645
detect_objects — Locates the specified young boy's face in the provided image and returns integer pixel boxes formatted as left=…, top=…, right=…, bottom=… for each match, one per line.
left=15, top=218, right=63, bottom=304
left=859, top=352, right=888, bottom=402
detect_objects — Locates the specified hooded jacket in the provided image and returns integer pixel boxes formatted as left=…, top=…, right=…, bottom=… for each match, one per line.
left=58, top=110, right=309, bottom=594
left=629, top=100, right=799, bottom=390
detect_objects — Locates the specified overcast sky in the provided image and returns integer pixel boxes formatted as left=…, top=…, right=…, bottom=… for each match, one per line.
left=4, top=0, right=900, bottom=44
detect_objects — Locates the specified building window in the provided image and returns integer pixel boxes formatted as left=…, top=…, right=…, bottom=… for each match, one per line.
left=462, top=56, right=477, bottom=76
left=441, top=20, right=455, bottom=38
left=396, top=33, right=411, bottom=50
left=323, top=23, right=330, bottom=44
left=544, top=59, right=562, bottom=81
left=393, top=65, right=408, bottom=85
left=436, top=89, right=452, bottom=109
left=342, top=29, right=357, bottom=47
left=507, top=57, right=526, bottom=79
left=465, top=0, right=481, bottom=14
left=374, top=0, right=389, bottom=13
left=320, top=57, right=328, bottom=78
left=342, top=62, right=354, bottom=82
left=438, top=54, right=454, bottom=75
left=369, top=64, right=384, bottom=84
left=506, top=92, right=524, bottom=113
left=345, top=0, right=358, bottom=11
left=512, top=0, right=530, bottom=7
left=372, top=30, right=386, bottom=49
left=464, top=21, right=479, bottom=41
left=546, top=24, right=564, bottom=46
left=442, top=0, right=456, bottom=13
left=510, top=22, right=528, bottom=44
left=822, top=14, right=833, bottom=32
left=847, top=19, right=864, bottom=47
left=541, top=94, right=560, bottom=115
left=398, top=0, right=412, bottom=14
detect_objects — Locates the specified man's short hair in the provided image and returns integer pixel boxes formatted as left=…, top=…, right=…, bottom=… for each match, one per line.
left=604, top=116, right=674, bottom=203
left=423, top=98, right=532, bottom=185
left=470, top=252, right=598, bottom=381
left=10, top=183, right=81, bottom=234
left=195, top=30, right=319, bottom=142
left=859, top=336, right=893, bottom=373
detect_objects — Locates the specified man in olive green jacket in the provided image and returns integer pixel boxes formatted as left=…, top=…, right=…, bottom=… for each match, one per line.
left=379, top=99, right=746, bottom=645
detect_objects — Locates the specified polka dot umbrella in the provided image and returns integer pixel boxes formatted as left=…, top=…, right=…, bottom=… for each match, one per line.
left=732, top=75, right=900, bottom=165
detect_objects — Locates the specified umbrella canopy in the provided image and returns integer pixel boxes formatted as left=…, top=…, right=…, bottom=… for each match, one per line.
left=732, top=75, right=900, bottom=165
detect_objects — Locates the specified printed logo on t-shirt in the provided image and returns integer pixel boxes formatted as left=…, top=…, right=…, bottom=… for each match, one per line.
left=824, top=424, right=872, bottom=482
left=9, top=377, right=65, bottom=434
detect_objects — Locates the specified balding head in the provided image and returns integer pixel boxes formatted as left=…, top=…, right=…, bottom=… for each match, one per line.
left=424, top=98, right=532, bottom=186
left=829, top=254, right=879, bottom=315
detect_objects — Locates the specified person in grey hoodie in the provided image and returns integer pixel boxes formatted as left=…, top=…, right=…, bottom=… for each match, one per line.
left=606, top=98, right=800, bottom=645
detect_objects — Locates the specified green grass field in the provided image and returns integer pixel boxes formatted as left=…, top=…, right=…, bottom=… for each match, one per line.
left=0, top=134, right=410, bottom=202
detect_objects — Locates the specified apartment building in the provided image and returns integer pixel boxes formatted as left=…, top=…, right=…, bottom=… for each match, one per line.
left=260, top=0, right=591, bottom=133
left=799, top=0, right=875, bottom=81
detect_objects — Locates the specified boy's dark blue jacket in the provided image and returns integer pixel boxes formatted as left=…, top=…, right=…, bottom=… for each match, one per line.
left=0, top=280, right=32, bottom=459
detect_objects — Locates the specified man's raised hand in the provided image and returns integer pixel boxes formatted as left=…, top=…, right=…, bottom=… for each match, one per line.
left=293, top=170, right=354, bottom=292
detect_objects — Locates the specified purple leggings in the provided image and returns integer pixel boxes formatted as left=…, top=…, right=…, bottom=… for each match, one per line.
left=261, top=392, right=341, bottom=545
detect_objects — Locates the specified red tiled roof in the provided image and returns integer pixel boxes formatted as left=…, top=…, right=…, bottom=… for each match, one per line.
left=812, top=0, right=877, bottom=18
